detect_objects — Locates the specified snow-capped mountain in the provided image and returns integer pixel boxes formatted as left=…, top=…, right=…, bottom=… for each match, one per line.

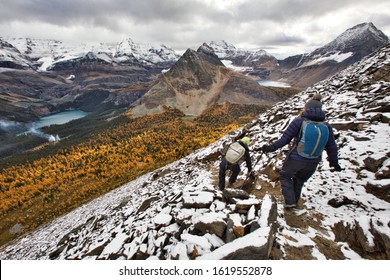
left=0, top=38, right=34, bottom=69
left=1, top=43, right=389, bottom=260
left=0, top=37, right=180, bottom=71
left=116, top=38, right=179, bottom=65
left=209, top=40, right=274, bottom=61
left=272, top=22, right=390, bottom=88
left=296, top=22, right=389, bottom=68
left=209, top=40, right=278, bottom=78
left=313, top=22, right=389, bottom=56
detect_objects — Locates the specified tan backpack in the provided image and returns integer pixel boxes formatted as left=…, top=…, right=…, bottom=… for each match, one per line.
left=225, top=142, right=245, bottom=164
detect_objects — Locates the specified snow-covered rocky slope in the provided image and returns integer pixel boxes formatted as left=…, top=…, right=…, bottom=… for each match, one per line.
left=1, top=44, right=389, bottom=260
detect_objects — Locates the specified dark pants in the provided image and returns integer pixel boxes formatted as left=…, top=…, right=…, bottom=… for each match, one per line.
left=279, top=157, right=319, bottom=205
left=219, top=157, right=240, bottom=190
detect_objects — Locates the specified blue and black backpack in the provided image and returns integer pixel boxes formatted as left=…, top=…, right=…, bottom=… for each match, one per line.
left=297, top=119, right=329, bottom=159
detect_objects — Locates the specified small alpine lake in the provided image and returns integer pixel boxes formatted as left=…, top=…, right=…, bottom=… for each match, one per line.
left=34, top=110, right=89, bottom=128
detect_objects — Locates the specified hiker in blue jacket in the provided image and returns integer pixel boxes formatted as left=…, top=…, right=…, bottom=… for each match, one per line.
left=261, top=93, right=341, bottom=209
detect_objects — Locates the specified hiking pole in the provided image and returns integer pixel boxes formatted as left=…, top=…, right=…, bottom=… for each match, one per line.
left=252, top=151, right=264, bottom=171
left=240, top=151, right=264, bottom=189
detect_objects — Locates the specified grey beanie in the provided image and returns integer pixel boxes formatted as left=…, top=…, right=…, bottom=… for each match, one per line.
left=305, top=93, right=322, bottom=109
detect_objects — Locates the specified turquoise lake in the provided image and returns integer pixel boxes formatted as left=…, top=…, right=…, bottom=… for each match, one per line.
left=34, top=110, right=89, bottom=128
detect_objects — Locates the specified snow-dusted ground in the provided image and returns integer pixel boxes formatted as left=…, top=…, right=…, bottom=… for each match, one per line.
left=0, top=44, right=389, bottom=260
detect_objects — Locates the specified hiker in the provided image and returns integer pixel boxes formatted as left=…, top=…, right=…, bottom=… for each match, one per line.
left=219, top=136, right=254, bottom=191
left=261, top=93, right=342, bottom=208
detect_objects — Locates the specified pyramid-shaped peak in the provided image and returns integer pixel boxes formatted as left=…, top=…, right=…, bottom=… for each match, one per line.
left=325, top=22, right=389, bottom=51
left=310, top=22, right=389, bottom=57
left=340, top=22, right=388, bottom=41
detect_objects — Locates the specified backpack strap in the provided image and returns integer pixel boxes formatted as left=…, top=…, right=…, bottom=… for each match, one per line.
left=298, top=117, right=307, bottom=139
left=292, top=117, right=306, bottom=148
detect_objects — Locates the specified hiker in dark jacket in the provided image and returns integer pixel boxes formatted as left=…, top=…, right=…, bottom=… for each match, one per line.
left=219, top=137, right=254, bottom=191
left=261, top=94, right=341, bottom=208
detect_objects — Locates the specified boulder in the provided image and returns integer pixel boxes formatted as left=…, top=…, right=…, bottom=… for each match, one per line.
left=258, top=194, right=278, bottom=228
left=198, top=227, right=274, bottom=260
left=222, top=188, right=250, bottom=201
left=333, top=219, right=390, bottom=259
left=331, top=121, right=367, bottom=131
left=364, top=182, right=390, bottom=202
left=328, top=196, right=355, bottom=208
left=192, top=213, right=227, bottom=238
left=136, top=196, right=159, bottom=214
left=235, top=198, right=261, bottom=213
left=169, top=243, right=189, bottom=260
left=371, top=226, right=390, bottom=259
left=364, top=156, right=387, bottom=172
left=153, top=213, right=173, bottom=226
left=181, top=233, right=212, bottom=256
left=182, top=191, right=214, bottom=208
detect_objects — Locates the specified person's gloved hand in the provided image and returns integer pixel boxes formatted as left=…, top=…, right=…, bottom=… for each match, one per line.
left=261, top=144, right=273, bottom=153
left=330, top=161, right=342, bottom=172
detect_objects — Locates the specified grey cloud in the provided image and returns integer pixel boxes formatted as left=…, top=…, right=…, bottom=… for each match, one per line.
left=263, top=33, right=305, bottom=46
left=0, top=0, right=223, bottom=28
left=2, top=0, right=388, bottom=33
left=2, top=0, right=390, bottom=25
left=234, top=0, right=384, bottom=23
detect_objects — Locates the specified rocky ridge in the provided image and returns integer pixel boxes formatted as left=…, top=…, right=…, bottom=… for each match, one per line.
left=1, top=43, right=389, bottom=260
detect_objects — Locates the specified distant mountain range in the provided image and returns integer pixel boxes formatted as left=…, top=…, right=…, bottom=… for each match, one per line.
left=0, top=22, right=388, bottom=121
left=1, top=22, right=387, bottom=77
left=0, top=37, right=180, bottom=71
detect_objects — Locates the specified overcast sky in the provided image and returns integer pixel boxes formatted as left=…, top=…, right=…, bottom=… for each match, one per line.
left=0, top=0, right=389, bottom=58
